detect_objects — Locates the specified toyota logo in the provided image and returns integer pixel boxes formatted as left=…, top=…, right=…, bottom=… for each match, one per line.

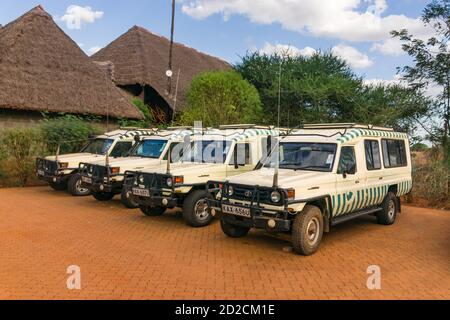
left=244, top=191, right=253, bottom=198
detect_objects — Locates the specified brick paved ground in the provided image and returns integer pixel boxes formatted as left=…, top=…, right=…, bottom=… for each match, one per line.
left=0, top=187, right=448, bottom=300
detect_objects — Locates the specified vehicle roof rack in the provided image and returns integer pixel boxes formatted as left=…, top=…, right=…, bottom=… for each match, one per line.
left=302, top=123, right=394, bottom=132
left=119, top=127, right=155, bottom=131
left=219, top=124, right=275, bottom=130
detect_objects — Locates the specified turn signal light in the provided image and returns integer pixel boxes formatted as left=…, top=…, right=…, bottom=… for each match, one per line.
left=111, top=167, right=121, bottom=174
left=59, top=162, right=69, bottom=169
left=287, top=189, right=295, bottom=200
left=174, top=176, right=184, bottom=185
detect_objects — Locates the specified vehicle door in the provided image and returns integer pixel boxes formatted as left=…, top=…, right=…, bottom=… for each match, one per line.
left=334, top=144, right=365, bottom=217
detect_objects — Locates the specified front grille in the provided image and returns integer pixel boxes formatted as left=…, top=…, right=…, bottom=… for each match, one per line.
left=124, top=172, right=171, bottom=190
left=227, top=184, right=275, bottom=204
left=81, top=163, right=110, bottom=182
left=36, top=159, right=59, bottom=175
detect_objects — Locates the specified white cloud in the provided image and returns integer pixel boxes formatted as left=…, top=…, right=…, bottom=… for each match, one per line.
left=61, top=5, right=104, bottom=30
left=364, top=75, right=442, bottom=98
left=87, top=46, right=102, bottom=55
left=180, top=0, right=431, bottom=43
left=331, top=44, right=373, bottom=69
left=259, top=42, right=317, bottom=57
left=370, top=38, right=405, bottom=56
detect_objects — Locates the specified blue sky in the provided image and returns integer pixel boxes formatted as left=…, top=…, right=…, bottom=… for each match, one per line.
left=0, top=0, right=432, bottom=83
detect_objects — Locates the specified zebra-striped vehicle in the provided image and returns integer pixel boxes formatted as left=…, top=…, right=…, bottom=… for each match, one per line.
left=206, top=124, right=412, bottom=256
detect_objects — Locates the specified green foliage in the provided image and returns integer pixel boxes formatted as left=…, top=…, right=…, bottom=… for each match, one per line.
left=40, top=114, right=102, bottom=154
left=0, top=128, right=44, bottom=186
left=180, top=70, right=262, bottom=127
left=118, top=98, right=155, bottom=128
left=235, top=52, right=429, bottom=130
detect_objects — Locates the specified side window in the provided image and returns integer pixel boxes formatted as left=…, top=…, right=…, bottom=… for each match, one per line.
left=230, top=143, right=251, bottom=166
left=382, top=139, right=408, bottom=168
left=337, top=146, right=357, bottom=175
left=109, top=141, right=133, bottom=158
left=365, top=140, right=382, bottom=170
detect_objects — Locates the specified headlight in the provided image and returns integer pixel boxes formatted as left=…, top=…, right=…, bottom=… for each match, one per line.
left=271, top=191, right=281, bottom=203
left=166, top=177, right=173, bottom=187
left=138, top=175, right=145, bottom=184
left=228, top=185, right=234, bottom=196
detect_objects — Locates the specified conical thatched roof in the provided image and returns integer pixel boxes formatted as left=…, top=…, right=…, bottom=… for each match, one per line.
left=92, top=26, right=231, bottom=112
left=0, top=6, right=143, bottom=119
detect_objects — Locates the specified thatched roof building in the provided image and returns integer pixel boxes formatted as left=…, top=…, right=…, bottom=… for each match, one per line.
left=0, top=6, right=143, bottom=123
left=92, top=26, right=231, bottom=121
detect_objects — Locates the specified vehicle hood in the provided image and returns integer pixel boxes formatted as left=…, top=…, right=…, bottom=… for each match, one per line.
left=227, top=168, right=333, bottom=189
left=79, top=157, right=165, bottom=173
left=142, top=162, right=223, bottom=178
left=45, top=153, right=106, bottom=168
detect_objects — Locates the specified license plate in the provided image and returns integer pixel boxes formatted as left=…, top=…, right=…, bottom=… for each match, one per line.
left=132, top=188, right=150, bottom=197
left=81, top=176, right=92, bottom=184
left=222, top=204, right=251, bottom=218
left=37, top=170, right=45, bottom=176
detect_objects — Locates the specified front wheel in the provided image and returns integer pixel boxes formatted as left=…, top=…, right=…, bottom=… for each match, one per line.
left=140, top=206, right=166, bottom=216
left=220, top=220, right=250, bottom=238
left=182, top=190, right=214, bottom=228
left=377, top=192, right=398, bottom=225
left=292, top=205, right=324, bottom=256
left=92, top=191, right=115, bottom=201
left=67, top=174, right=91, bottom=197
left=121, top=188, right=139, bottom=209
left=49, top=180, right=67, bottom=191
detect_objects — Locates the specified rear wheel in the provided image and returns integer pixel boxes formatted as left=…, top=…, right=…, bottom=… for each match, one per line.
left=67, top=174, right=91, bottom=197
left=92, top=191, right=115, bottom=201
left=121, top=188, right=139, bottom=209
left=220, top=220, right=250, bottom=238
left=49, top=180, right=67, bottom=191
left=292, top=205, right=324, bottom=256
left=377, top=192, right=398, bottom=225
left=140, top=206, right=166, bottom=216
left=182, top=190, right=214, bottom=227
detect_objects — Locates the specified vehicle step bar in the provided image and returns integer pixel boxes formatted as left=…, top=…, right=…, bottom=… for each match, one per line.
left=331, top=207, right=383, bottom=226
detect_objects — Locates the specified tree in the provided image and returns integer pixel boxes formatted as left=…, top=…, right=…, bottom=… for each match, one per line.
left=180, top=71, right=262, bottom=127
left=235, top=51, right=428, bottom=130
left=392, top=0, right=450, bottom=168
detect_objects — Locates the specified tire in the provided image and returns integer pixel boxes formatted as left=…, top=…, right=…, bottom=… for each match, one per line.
left=67, top=174, right=91, bottom=197
left=220, top=219, right=250, bottom=238
left=92, top=191, right=115, bottom=201
left=182, top=190, right=214, bottom=228
left=377, top=192, right=398, bottom=225
left=121, top=188, right=139, bottom=209
left=292, top=205, right=324, bottom=256
left=49, top=180, right=67, bottom=191
left=140, top=206, right=166, bottom=216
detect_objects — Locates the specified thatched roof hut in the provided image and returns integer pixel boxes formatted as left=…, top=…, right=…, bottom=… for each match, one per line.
left=92, top=26, right=231, bottom=121
left=0, top=6, right=143, bottom=121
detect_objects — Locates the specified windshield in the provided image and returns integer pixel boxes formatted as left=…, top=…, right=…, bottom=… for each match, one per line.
left=265, top=142, right=337, bottom=172
left=188, top=140, right=232, bottom=164
left=130, top=139, right=168, bottom=159
left=81, top=139, right=114, bottom=155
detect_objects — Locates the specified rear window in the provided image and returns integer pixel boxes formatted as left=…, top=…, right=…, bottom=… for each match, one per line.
left=381, top=139, right=407, bottom=168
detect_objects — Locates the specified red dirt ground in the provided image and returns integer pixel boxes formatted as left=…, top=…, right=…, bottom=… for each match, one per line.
left=0, top=187, right=448, bottom=300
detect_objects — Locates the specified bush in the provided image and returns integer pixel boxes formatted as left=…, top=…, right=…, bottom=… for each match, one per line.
left=118, top=98, right=155, bottom=128
left=179, top=70, right=262, bottom=127
left=40, top=114, right=102, bottom=154
left=0, top=128, right=44, bottom=186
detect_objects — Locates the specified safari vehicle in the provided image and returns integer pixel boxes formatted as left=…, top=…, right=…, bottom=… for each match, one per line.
left=206, top=124, right=412, bottom=256
left=78, top=128, right=198, bottom=208
left=123, top=125, right=283, bottom=227
left=36, top=129, right=151, bottom=196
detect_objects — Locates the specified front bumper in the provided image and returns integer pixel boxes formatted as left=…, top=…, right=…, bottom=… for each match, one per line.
left=35, top=158, right=74, bottom=183
left=122, top=184, right=179, bottom=208
left=207, top=198, right=292, bottom=232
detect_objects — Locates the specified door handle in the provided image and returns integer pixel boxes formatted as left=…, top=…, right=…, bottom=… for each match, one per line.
left=355, top=180, right=360, bottom=184
left=379, top=177, right=384, bottom=180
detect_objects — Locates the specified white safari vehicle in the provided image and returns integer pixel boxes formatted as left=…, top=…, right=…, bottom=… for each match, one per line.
left=36, top=129, right=149, bottom=196
left=206, top=124, right=412, bottom=256
left=123, top=125, right=283, bottom=227
left=78, top=128, right=197, bottom=207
